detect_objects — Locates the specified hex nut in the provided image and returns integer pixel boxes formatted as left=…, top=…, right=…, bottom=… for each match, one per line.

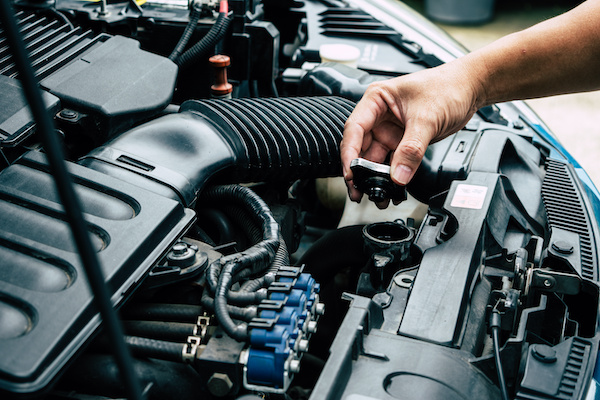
left=207, top=372, right=233, bottom=397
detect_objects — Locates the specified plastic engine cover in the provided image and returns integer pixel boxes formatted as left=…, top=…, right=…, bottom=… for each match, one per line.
left=0, top=151, right=194, bottom=394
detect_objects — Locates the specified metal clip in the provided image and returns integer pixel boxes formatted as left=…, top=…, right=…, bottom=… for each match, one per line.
left=182, top=336, right=201, bottom=363
left=193, top=315, right=211, bottom=339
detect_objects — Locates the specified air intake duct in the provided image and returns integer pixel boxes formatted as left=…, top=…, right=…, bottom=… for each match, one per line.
left=79, top=96, right=355, bottom=206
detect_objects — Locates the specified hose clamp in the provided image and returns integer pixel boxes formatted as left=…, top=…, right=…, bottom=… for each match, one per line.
left=182, top=336, right=202, bottom=363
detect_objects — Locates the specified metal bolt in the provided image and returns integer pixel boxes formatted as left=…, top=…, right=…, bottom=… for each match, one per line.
left=512, top=120, right=524, bottom=130
left=543, top=279, right=552, bottom=288
left=172, top=242, right=188, bottom=256
left=207, top=373, right=233, bottom=397
left=59, top=109, right=78, bottom=120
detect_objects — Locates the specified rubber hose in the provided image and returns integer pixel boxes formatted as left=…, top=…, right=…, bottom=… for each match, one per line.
left=169, top=6, right=202, bottom=61
left=81, top=97, right=355, bottom=207
left=298, top=225, right=368, bottom=284
left=125, top=336, right=185, bottom=363
left=123, top=321, right=197, bottom=342
left=121, top=303, right=203, bottom=323
left=176, top=12, right=231, bottom=69
left=196, top=208, right=237, bottom=244
left=182, top=96, right=355, bottom=184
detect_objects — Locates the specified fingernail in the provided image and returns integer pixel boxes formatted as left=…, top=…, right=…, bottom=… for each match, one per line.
left=393, top=165, right=413, bottom=185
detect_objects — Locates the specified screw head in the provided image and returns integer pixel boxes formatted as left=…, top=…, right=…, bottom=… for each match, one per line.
left=207, top=373, right=233, bottom=397
left=172, top=242, right=188, bottom=256
left=59, top=109, right=78, bottom=120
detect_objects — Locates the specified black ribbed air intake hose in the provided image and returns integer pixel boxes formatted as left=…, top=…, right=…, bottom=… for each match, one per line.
left=181, top=96, right=355, bottom=183
left=81, top=96, right=356, bottom=207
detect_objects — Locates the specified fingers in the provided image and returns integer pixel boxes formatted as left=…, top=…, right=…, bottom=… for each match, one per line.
left=389, top=120, right=432, bottom=185
left=341, top=87, right=391, bottom=178
left=340, top=123, right=364, bottom=181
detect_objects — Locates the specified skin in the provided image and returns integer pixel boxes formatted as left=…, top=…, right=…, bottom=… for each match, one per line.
left=340, top=0, right=600, bottom=206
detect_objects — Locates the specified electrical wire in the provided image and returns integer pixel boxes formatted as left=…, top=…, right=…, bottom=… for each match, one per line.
left=490, top=311, right=510, bottom=400
left=169, top=4, right=202, bottom=61
left=175, top=1, right=231, bottom=69
left=0, top=3, right=143, bottom=399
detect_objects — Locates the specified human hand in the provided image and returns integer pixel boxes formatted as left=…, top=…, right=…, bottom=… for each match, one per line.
left=340, top=59, right=485, bottom=206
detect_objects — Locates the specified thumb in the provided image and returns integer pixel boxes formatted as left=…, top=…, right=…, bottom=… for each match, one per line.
left=389, top=122, right=433, bottom=186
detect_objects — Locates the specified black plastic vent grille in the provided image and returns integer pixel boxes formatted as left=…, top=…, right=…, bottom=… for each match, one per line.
left=319, top=8, right=395, bottom=37
left=0, top=10, right=109, bottom=80
left=556, top=339, right=588, bottom=398
left=541, top=159, right=597, bottom=280
left=516, top=337, right=594, bottom=400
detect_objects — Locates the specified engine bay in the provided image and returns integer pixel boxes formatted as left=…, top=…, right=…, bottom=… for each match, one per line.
left=0, top=1, right=599, bottom=399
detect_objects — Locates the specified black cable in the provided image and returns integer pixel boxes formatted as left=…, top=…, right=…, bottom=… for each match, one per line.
left=214, top=261, right=250, bottom=340
left=48, top=8, right=74, bottom=29
left=0, top=3, right=143, bottom=399
left=201, top=289, right=257, bottom=321
left=176, top=12, right=231, bottom=69
left=490, top=311, right=509, bottom=400
left=199, top=185, right=281, bottom=341
left=169, top=5, right=202, bottom=61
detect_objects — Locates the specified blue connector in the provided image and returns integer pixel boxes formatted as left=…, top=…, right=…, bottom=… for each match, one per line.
left=247, top=323, right=291, bottom=389
left=269, top=288, right=308, bottom=327
left=243, top=266, right=323, bottom=393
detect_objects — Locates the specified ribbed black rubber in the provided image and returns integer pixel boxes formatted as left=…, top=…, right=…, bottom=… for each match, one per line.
left=182, top=96, right=355, bottom=182
left=541, top=159, right=597, bottom=280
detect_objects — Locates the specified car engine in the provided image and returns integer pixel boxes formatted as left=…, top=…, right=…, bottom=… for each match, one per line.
left=0, top=0, right=599, bottom=399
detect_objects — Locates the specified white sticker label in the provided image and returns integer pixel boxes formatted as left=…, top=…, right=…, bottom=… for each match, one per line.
left=450, top=184, right=488, bottom=209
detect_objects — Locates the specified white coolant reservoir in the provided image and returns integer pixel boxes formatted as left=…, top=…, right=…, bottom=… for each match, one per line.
left=319, top=44, right=361, bottom=68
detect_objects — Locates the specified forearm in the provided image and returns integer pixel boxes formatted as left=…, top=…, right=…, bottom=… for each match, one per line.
left=464, top=0, right=600, bottom=108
